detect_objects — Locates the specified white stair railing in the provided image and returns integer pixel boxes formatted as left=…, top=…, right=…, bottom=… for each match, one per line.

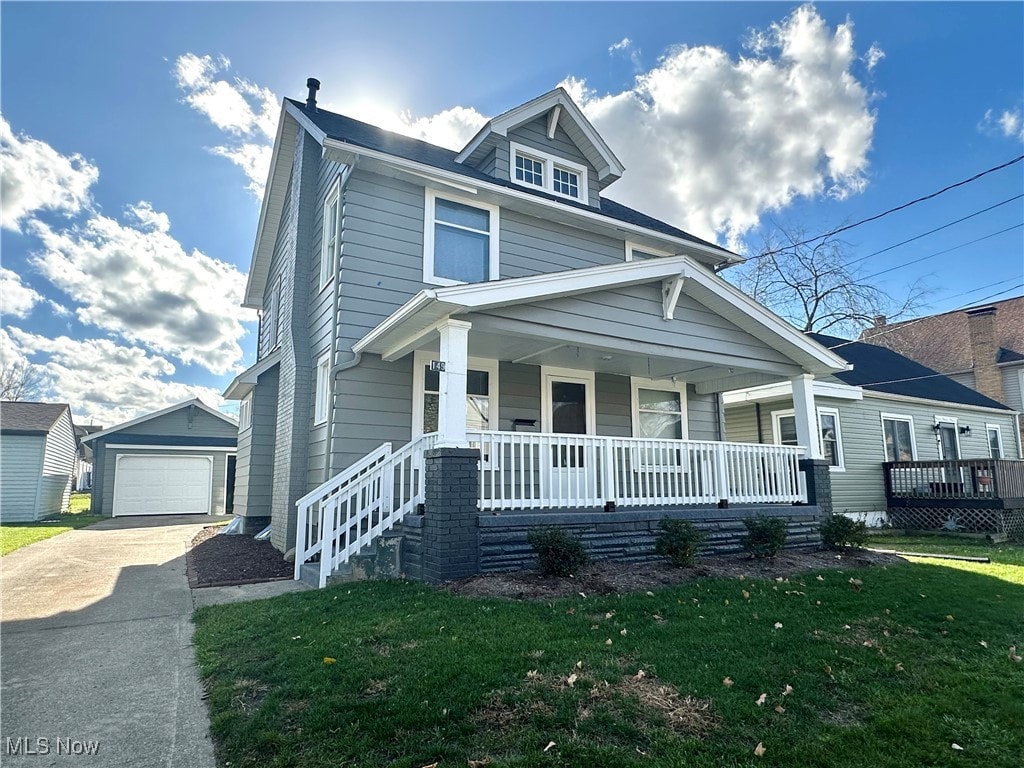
left=468, top=431, right=806, bottom=510
left=294, top=433, right=437, bottom=587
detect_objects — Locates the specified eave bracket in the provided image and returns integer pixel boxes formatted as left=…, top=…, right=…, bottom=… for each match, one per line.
left=662, top=275, right=685, bottom=321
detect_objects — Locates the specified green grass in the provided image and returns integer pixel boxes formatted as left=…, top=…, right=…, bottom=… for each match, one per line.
left=194, top=546, right=1024, bottom=768
left=0, top=493, right=103, bottom=556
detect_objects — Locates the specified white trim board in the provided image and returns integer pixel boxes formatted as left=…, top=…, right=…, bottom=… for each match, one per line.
left=104, top=444, right=238, bottom=452
left=722, top=379, right=863, bottom=405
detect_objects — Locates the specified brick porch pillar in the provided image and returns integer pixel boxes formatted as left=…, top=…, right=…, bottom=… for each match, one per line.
left=420, top=447, right=480, bottom=583
left=799, top=458, right=833, bottom=516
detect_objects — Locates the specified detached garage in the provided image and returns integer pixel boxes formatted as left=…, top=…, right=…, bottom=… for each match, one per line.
left=84, top=399, right=237, bottom=517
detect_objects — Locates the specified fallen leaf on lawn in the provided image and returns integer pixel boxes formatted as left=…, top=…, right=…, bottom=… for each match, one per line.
left=774, top=705, right=786, bottom=714
left=566, top=673, right=578, bottom=687
left=323, top=657, right=337, bottom=664
left=1010, top=646, right=1023, bottom=663
left=774, top=622, right=783, bottom=630
left=816, top=600, right=821, bottom=605
left=946, top=614, right=955, bottom=622
left=620, top=628, right=628, bottom=636
left=576, top=660, right=584, bottom=669
left=816, top=575, right=825, bottom=582
left=634, top=669, right=646, bottom=680
left=653, top=614, right=664, bottom=621
left=566, top=608, right=575, bottom=615
left=743, top=590, right=751, bottom=600
left=843, top=624, right=852, bottom=631
left=884, top=608, right=891, bottom=615
left=723, top=677, right=734, bottom=687
left=895, top=663, right=904, bottom=672
left=544, top=741, right=556, bottom=753
left=756, top=693, right=767, bottom=706
left=578, top=592, right=587, bottom=599
left=605, top=611, right=615, bottom=619
left=979, top=640, right=989, bottom=648
left=605, top=639, right=613, bottom=645
left=754, top=742, right=766, bottom=757
left=782, top=684, right=793, bottom=696
left=883, top=629, right=891, bottom=637
left=824, top=665, right=832, bottom=675
left=849, top=578, right=863, bottom=592
left=645, top=591, right=655, bottom=597
left=420, top=763, right=439, bottom=768
left=468, top=760, right=491, bottom=767
left=725, top=599, right=730, bottom=605
left=291, top=635, right=302, bottom=640
left=951, top=743, right=964, bottom=751
left=739, top=574, right=746, bottom=580
left=527, top=669, right=540, bottom=680
left=591, top=624, right=599, bottom=630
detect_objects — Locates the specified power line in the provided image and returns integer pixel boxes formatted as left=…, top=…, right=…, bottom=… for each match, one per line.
left=754, top=154, right=1024, bottom=260
left=843, top=193, right=1024, bottom=268
left=861, top=223, right=1024, bottom=281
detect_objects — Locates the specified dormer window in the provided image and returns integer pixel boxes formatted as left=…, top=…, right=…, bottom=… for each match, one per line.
left=509, top=141, right=589, bottom=204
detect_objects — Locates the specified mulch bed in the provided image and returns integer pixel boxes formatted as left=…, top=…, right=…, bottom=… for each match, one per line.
left=448, top=548, right=905, bottom=600
left=186, top=526, right=293, bottom=588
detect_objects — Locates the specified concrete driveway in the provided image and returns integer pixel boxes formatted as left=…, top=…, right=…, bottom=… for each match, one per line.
left=1, top=516, right=221, bottom=767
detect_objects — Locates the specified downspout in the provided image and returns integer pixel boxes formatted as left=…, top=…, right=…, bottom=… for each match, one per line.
left=322, top=164, right=355, bottom=484
left=755, top=402, right=764, bottom=443
left=715, top=393, right=727, bottom=441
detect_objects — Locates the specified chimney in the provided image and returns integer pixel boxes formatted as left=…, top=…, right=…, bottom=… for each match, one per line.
left=872, top=315, right=887, bottom=328
left=965, top=306, right=1005, bottom=403
left=305, top=78, right=320, bottom=111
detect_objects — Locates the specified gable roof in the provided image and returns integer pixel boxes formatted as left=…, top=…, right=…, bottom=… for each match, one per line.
left=455, top=87, right=625, bottom=183
left=808, top=333, right=1013, bottom=410
left=0, top=402, right=71, bottom=435
left=859, top=296, right=1024, bottom=373
left=81, top=398, right=237, bottom=443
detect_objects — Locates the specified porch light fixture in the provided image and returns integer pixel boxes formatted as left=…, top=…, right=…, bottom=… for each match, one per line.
left=959, top=425, right=971, bottom=437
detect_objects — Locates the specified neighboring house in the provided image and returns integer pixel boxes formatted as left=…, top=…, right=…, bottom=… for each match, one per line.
left=861, top=297, right=1024, bottom=433
left=224, top=81, right=853, bottom=584
left=0, top=402, right=77, bottom=522
left=724, top=333, right=1023, bottom=527
left=73, top=424, right=103, bottom=491
left=83, top=399, right=238, bottom=517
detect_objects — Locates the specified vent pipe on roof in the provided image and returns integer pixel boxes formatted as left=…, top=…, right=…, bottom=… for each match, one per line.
left=306, top=78, right=320, bottom=111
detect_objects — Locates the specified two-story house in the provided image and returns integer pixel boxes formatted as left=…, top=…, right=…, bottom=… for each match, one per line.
left=224, top=80, right=852, bottom=585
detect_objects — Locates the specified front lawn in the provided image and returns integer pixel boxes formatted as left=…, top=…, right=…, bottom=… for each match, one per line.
left=0, top=494, right=103, bottom=556
left=194, top=549, right=1023, bottom=768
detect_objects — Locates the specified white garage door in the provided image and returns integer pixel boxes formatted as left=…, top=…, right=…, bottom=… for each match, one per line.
left=112, top=455, right=212, bottom=516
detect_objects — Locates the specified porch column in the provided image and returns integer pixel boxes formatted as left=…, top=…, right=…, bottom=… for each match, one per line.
left=791, top=374, right=823, bottom=460
left=437, top=319, right=472, bottom=448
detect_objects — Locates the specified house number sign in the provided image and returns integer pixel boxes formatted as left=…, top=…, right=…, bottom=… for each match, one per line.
left=429, top=360, right=446, bottom=372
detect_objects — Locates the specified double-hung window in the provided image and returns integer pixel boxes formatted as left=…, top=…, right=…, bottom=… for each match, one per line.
left=238, top=394, right=253, bottom=432
left=509, top=142, right=589, bottom=204
left=630, top=379, right=688, bottom=439
left=424, top=191, right=499, bottom=286
left=881, top=414, right=916, bottom=462
left=412, top=351, right=498, bottom=436
left=987, top=425, right=1004, bottom=459
left=773, top=408, right=845, bottom=469
left=320, top=179, right=341, bottom=289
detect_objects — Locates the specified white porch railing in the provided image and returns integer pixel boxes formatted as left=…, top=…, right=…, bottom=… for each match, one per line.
left=294, top=433, right=437, bottom=588
left=467, top=431, right=807, bottom=510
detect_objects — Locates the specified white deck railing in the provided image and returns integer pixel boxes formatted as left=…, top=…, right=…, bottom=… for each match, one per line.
left=467, top=431, right=807, bottom=510
left=294, top=433, right=437, bottom=587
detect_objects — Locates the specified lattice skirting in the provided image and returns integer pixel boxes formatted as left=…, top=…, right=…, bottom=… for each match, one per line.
left=889, top=507, right=1024, bottom=540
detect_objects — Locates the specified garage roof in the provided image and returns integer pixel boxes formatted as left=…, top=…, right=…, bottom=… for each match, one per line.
left=0, top=402, right=71, bottom=435
left=81, top=399, right=237, bottom=443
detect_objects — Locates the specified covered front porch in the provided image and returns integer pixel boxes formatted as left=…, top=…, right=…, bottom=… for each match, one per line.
left=297, top=256, right=848, bottom=585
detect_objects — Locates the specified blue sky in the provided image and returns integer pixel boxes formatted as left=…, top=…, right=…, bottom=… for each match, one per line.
left=1, top=2, right=1021, bottom=424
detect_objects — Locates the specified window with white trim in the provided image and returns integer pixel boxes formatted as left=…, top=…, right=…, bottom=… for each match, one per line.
left=508, top=142, right=589, bottom=204
left=314, top=353, right=330, bottom=425
left=423, top=191, right=499, bottom=286
left=630, top=379, right=688, bottom=439
left=238, top=394, right=253, bottom=432
left=881, top=414, right=916, bottom=462
left=412, top=351, right=498, bottom=436
left=987, top=424, right=1004, bottom=459
left=320, top=179, right=341, bottom=289
left=772, top=408, right=845, bottom=469
left=262, top=278, right=282, bottom=354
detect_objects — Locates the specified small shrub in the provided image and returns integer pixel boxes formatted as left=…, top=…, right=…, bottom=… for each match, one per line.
left=820, top=514, right=868, bottom=549
left=527, top=527, right=589, bottom=577
left=741, top=515, right=787, bottom=559
left=654, top=517, right=705, bottom=568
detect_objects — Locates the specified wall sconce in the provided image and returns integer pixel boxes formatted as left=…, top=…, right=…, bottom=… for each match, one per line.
left=959, top=425, right=971, bottom=437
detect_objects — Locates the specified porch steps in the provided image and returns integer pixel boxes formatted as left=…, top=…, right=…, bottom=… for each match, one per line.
left=297, top=533, right=405, bottom=588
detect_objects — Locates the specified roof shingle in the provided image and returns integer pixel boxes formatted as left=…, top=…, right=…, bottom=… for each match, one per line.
left=0, top=402, right=71, bottom=435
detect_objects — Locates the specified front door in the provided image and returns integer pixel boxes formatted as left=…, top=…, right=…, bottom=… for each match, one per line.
left=541, top=369, right=595, bottom=503
left=936, top=421, right=963, bottom=494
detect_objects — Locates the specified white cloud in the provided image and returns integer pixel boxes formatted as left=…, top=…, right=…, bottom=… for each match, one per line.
left=609, top=37, right=633, bottom=54
left=981, top=107, right=1024, bottom=142
left=0, top=116, right=98, bottom=231
left=608, top=36, right=643, bottom=71
left=863, top=42, right=886, bottom=72
left=564, top=4, right=878, bottom=248
left=173, top=53, right=278, bottom=197
left=0, top=267, right=42, bottom=318
left=5, top=327, right=228, bottom=426
left=29, top=201, right=252, bottom=374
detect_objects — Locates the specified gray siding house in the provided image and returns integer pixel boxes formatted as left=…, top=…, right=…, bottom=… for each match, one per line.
left=724, top=333, right=1023, bottom=528
left=0, top=402, right=77, bottom=522
left=225, top=82, right=854, bottom=584
left=83, top=399, right=237, bottom=517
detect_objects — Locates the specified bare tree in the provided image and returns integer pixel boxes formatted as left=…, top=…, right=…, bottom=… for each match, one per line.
left=0, top=361, right=45, bottom=401
left=732, top=225, right=929, bottom=337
